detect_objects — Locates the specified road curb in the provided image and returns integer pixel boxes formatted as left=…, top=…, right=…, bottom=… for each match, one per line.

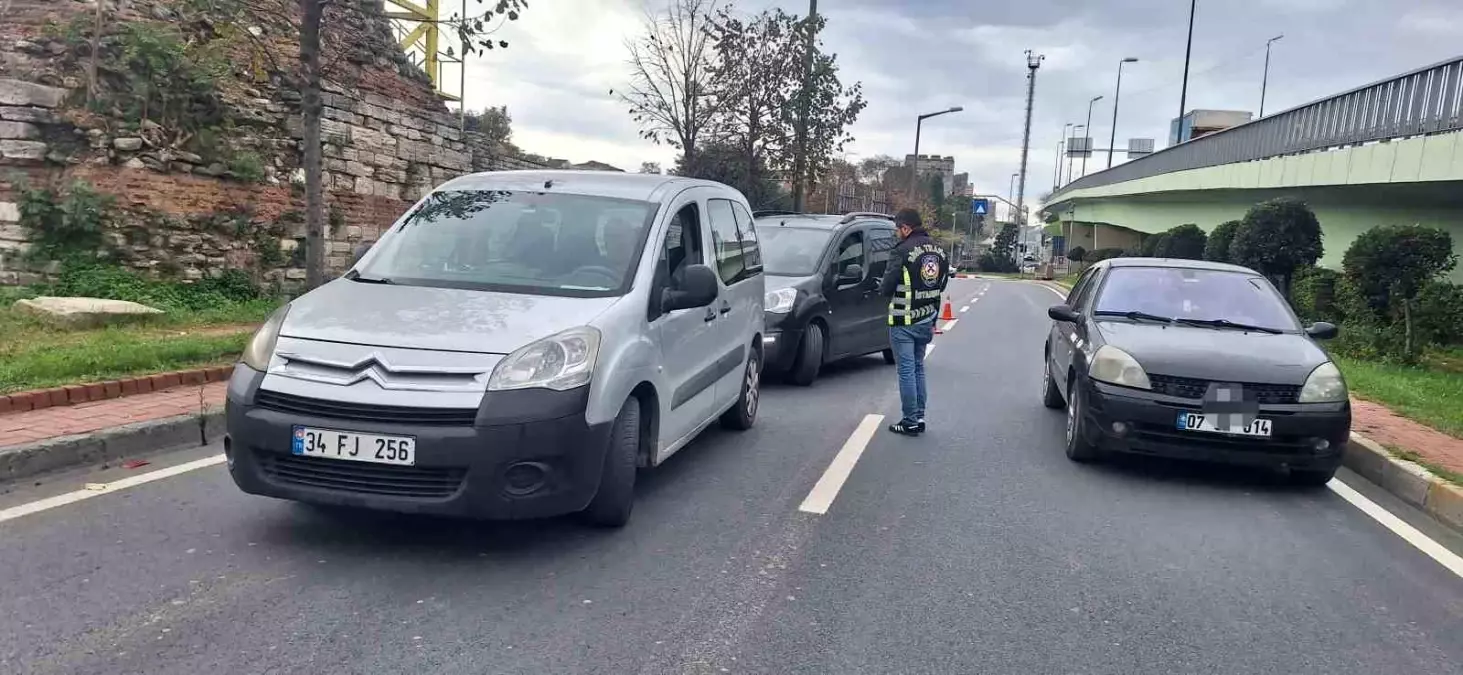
left=0, top=408, right=225, bottom=484
left=0, top=365, right=236, bottom=416
left=1344, top=432, right=1463, bottom=534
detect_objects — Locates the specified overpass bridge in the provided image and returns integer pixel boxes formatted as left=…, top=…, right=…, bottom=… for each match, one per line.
left=1043, top=56, right=1463, bottom=281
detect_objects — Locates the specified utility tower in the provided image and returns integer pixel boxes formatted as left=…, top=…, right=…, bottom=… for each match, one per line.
left=1015, top=50, right=1044, bottom=229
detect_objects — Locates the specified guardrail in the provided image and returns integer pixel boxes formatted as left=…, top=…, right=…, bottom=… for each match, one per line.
left=1050, top=55, right=1463, bottom=200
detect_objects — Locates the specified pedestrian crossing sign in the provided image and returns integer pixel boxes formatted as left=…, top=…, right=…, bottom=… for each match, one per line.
left=971, top=199, right=989, bottom=216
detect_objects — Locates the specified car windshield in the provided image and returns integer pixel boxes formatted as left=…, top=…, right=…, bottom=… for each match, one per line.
left=1093, top=266, right=1301, bottom=332
left=757, top=225, right=833, bottom=276
left=356, top=190, right=655, bottom=297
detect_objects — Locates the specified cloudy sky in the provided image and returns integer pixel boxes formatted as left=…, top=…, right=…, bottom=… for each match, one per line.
left=452, top=0, right=1462, bottom=208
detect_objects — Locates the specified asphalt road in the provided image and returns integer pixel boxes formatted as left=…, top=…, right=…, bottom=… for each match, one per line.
left=2, top=279, right=1461, bottom=674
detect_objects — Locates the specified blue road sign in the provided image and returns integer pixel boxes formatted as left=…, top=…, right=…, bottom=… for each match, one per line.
left=971, top=199, right=989, bottom=216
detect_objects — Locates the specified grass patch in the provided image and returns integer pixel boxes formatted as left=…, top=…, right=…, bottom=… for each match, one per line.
left=1335, top=355, right=1463, bottom=439
left=1388, top=446, right=1463, bottom=487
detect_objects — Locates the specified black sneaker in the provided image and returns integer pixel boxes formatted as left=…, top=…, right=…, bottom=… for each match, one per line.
left=888, top=420, right=925, bottom=435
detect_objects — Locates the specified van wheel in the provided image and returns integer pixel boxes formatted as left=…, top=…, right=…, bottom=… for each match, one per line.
left=882, top=348, right=896, bottom=365
left=790, top=323, right=824, bottom=386
left=1041, top=358, right=1064, bottom=409
left=580, top=397, right=640, bottom=528
left=720, top=349, right=761, bottom=430
left=1064, top=377, right=1099, bottom=462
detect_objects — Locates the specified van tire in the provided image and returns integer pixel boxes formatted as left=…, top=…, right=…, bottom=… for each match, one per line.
left=790, top=323, right=824, bottom=386
left=580, top=397, right=640, bottom=528
left=720, top=349, right=761, bottom=430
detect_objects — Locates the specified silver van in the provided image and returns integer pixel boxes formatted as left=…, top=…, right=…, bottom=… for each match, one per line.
left=224, top=170, right=765, bottom=527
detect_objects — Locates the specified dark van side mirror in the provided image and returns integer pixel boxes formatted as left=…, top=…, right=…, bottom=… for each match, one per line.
left=1048, top=304, right=1080, bottom=323
left=662, top=264, right=719, bottom=312
left=1305, top=321, right=1339, bottom=340
left=837, top=263, right=864, bottom=285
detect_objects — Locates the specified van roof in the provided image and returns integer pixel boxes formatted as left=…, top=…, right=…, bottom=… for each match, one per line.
left=432, top=170, right=732, bottom=203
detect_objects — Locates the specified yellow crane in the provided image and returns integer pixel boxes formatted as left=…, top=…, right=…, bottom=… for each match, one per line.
left=382, top=0, right=462, bottom=101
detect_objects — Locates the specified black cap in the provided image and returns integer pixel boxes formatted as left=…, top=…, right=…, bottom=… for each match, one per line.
left=894, top=208, right=922, bottom=229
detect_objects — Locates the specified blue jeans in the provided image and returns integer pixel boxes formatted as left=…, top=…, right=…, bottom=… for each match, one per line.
left=890, top=323, right=934, bottom=424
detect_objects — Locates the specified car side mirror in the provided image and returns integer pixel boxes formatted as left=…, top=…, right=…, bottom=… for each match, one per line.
left=837, top=263, right=864, bottom=284
left=1048, top=304, right=1080, bottom=323
left=1305, top=321, right=1339, bottom=340
left=662, top=264, right=719, bottom=312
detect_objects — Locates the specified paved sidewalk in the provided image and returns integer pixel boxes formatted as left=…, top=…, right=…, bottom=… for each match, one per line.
left=0, top=382, right=226, bottom=448
left=1352, top=397, right=1463, bottom=474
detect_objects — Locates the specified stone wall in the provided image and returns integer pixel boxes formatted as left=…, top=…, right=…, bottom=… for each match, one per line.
left=0, top=0, right=550, bottom=287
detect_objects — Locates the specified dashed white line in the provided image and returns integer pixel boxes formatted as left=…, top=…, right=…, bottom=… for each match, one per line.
left=925, top=343, right=936, bottom=357
left=799, top=414, right=885, bottom=515
left=960, top=306, right=970, bottom=313
left=1327, top=478, right=1463, bottom=578
left=0, top=454, right=227, bottom=524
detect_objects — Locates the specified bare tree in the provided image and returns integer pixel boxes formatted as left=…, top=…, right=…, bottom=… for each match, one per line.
left=638, top=161, right=663, bottom=174
left=614, top=0, right=722, bottom=169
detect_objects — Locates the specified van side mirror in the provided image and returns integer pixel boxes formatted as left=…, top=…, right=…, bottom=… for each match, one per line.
left=837, top=263, right=864, bottom=284
left=1048, top=304, right=1080, bottom=323
left=662, top=264, right=719, bottom=312
left=1305, top=321, right=1339, bottom=340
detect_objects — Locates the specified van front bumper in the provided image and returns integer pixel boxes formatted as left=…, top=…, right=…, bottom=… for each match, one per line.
left=224, top=366, right=613, bottom=520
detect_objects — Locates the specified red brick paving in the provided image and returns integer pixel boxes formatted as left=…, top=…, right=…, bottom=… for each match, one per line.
left=0, top=383, right=226, bottom=449
left=1351, top=397, right=1463, bottom=474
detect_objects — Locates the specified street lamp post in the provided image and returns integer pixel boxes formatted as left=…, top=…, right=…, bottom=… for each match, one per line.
left=1053, top=122, right=1071, bottom=191
left=1260, top=34, right=1284, bottom=118
left=1082, top=95, right=1102, bottom=178
left=1008, top=172, right=1018, bottom=204
left=1108, top=57, right=1139, bottom=169
left=1066, top=124, right=1085, bottom=186
left=1178, top=0, right=1197, bottom=124
left=910, top=107, right=964, bottom=205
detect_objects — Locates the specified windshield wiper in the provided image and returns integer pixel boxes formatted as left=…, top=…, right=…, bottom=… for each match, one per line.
left=345, top=270, right=394, bottom=285
left=1173, top=317, right=1283, bottom=334
left=1093, top=310, right=1173, bottom=324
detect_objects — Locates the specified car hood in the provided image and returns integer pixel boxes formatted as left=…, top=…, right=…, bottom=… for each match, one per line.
left=1095, top=320, right=1327, bottom=384
left=281, top=279, right=619, bottom=355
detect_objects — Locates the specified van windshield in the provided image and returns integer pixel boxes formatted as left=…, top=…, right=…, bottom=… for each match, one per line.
left=356, top=190, right=656, bottom=297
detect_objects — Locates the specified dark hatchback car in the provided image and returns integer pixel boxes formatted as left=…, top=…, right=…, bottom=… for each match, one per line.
left=756, top=211, right=899, bottom=386
left=1041, top=258, right=1350, bottom=485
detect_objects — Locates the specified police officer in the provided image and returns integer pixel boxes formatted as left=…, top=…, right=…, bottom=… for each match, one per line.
left=878, top=208, right=949, bottom=436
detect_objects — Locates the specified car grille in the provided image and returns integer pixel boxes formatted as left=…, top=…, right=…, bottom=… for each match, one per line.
left=1147, top=374, right=1301, bottom=405
left=257, top=451, right=466, bottom=499
left=254, top=390, right=479, bottom=426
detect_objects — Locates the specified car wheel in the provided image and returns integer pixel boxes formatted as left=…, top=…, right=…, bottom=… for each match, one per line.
left=1041, top=358, right=1064, bottom=409
left=720, top=349, right=761, bottom=430
left=1289, top=467, right=1337, bottom=488
left=882, top=348, right=896, bottom=365
left=1064, top=376, right=1099, bottom=462
left=580, top=397, right=640, bottom=528
left=789, top=323, right=824, bottom=386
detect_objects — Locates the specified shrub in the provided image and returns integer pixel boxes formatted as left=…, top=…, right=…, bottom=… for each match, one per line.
left=976, top=252, right=1017, bottom=274
left=17, top=180, right=117, bottom=262
left=1341, top=224, right=1457, bottom=358
left=1141, top=233, right=1169, bottom=257
left=47, top=263, right=265, bottom=313
left=1289, top=266, right=1342, bottom=324
left=227, top=152, right=267, bottom=183
left=1067, top=246, right=1086, bottom=263
left=1413, top=280, right=1463, bottom=348
left=1084, top=247, right=1127, bottom=263
left=1162, top=224, right=1207, bottom=260
left=1229, top=198, right=1323, bottom=294
left=1204, top=220, right=1241, bottom=262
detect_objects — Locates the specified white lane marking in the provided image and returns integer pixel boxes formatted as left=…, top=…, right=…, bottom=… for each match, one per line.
left=1044, top=285, right=1067, bottom=299
left=925, top=343, right=936, bottom=357
left=799, top=414, right=885, bottom=515
left=940, top=318, right=959, bottom=332
left=0, top=454, right=226, bottom=524
left=960, top=306, right=970, bottom=313
left=1327, top=478, right=1463, bottom=578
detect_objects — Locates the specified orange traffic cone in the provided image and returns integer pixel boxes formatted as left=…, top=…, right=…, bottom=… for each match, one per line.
left=940, top=302, right=956, bottom=321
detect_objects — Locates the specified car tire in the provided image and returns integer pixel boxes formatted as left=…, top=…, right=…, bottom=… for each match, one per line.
left=789, top=324, right=824, bottom=386
left=580, top=397, right=640, bottom=528
left=720, top=349, right=761, bottom=430
left=1041, top=358, right=1064, bottom=409
left=1064, top=376, right=1099, bottom=462
left=1289, top=467, right=1337, bottom=487
left=882, top=348, right=896, bottom=365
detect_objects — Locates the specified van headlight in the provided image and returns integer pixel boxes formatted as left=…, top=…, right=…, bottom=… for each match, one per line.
left=1088, top=345, right=1151, bottom=390
left=765, top=288, right=797, bottom=314
left=1298, top=362, right=1347, bottom=403
left=487, top=326, right=602, bottom=392
left=241, top=305, right=290, bottom=372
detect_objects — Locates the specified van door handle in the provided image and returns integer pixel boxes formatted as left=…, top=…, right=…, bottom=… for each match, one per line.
left=704, top=307, right=717, bottom=322
left=719, top=301, right=732, bottom=315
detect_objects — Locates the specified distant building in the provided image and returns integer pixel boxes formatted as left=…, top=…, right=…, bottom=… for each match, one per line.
left=952, top=172, right=971, bottom=197
left=1170, top=109, right=1253, bottom=145
left=905, top=154, right=956, bottom=195
left=543, top=159, right=626, bottom=172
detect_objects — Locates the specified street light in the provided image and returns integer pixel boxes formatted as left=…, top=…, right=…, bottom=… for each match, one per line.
left=1082, top=95, right=1103, bottom=178
left=910, top=106, right=965, bottom=203
left=1008, top=172, right=1019, bottom=204
left=1259, top=34, right=1284, bottom=118
left=1178, top=0, right=1197, bottom=123
left=1053, top=123, right=1072, bottom=191
left=1066, top=124, right=1085, bottom=186
left=1108, top=57, right=1139, bottom=169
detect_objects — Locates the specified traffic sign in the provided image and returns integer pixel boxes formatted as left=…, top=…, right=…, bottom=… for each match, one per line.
left=971, top=198, right=989, bottom=216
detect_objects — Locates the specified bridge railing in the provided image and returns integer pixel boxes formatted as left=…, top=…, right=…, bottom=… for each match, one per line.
left=1052, top=55, right=1463, bottom=199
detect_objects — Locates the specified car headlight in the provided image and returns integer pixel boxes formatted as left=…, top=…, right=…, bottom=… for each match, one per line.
left=1088, top=345, right=1151, bottom=390
left=241, top=305, right=290, bottom=372
left=487, top=326, right=601, bottom=392
left=1298, top=361, right=1347, bottom=403
left=765, top=288, right=797, bottom=314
